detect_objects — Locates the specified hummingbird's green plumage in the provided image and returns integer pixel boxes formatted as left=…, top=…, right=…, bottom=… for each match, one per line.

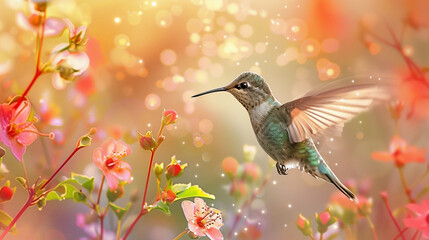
left=193, top=72, right=388, bottom=201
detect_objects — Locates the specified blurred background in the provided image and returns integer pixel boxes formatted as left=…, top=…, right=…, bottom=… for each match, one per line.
left=0, top=0, right=429, bottom=239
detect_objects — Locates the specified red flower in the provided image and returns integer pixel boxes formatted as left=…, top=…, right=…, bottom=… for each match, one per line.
left=403, top=200, right=429, bottom=238
left=371, top=135, right=426, bottom=167
left=181, top=198, right=223, bottom=240
left=93, top=138, right=132, bottom=189
left=161, top=190, right=176, bottom=203
left=0, top=100, right=51, bottom=161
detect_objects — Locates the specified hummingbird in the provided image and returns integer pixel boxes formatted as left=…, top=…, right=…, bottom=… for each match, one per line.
left=192, top=72, right=388, bottom=201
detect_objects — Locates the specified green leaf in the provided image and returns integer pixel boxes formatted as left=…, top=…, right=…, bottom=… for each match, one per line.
left=109, top=202, right=131, bottom=220
left=60, top=183, right=79, bottom=200
left=15, top=177, right=27, bottom=189
left=0, top=210, right=17, bottom=234
left=152, top=200, right=171, bottom=215
left=45, top=191, right=62, bottom=201
left=73, top=191, right=87, bottom=203
left=71, top=173, right=94, bottom=192
left=174, top=185, right=215, bottom=202
left=172, top=183, right=191, bottom=193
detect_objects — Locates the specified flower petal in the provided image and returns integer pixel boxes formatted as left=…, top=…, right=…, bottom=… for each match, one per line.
left=206, top=228, right=223, bottom=240
left=15, top=12, right=34, bottom=32
left=67, top=52, right=89, bottom=71
left=62, top=18, right=75, bottom=38
left=112, top=162, right=132, bottom=182
left=423, top=227, right=429, bottom=239
left=181, top=200, right=195, bottom=221
left=403, top=216, right=426, bottom=228
left=92, top=148, right=105, bottom=167
left=104, top=171, right=119, bottom=190
left=13, top=101, right=31, bottom=123
left=194, top=198, right=209, bottom=217
left=406, top=202, right=427, bottom=215
left=44, top=17, right=66, bottom=37
left=52, top=73, right=67, bottom=90
left=17, top=124, right=38, bottom=146
left=9, top=139, right=25, bottom=161
left=188, top=221, right=205, bottom=237
left=114, top=140, right=131, bottom=155
left=371, top=152, right=394, bottom=162
left=101, top=138, right=116, bottom=155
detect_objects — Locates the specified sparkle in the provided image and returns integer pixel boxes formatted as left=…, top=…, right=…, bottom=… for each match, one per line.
left=221, top=173, right=225, bottom=177
left=194, top=174, right=198, bottom=178
left=351, top=79, right=355, bottom=83
left=232, top=204, right=235, bottom=207
left=139, top=59, right=143, bottom=64
left=261, top=210, right=265, bottom=214
left=196, top=163, right=199, bottom=167
left=234, top=232, right=238, bottom=236
left=288, top=204, right=292, bottom=208
left=151, top=1, right=157, bottom=7
left=359, top=121, right=362, bottom=124
left=244, top=228, right=248, bottom=231
left=330, top=138, right=334, bottom=141
left=238, top=209, right=242, bottom=213
left=182, top=141, right=185, bottom=144
left=328, top=151, right=332, bottom=154
left=147, top=123, right=151, bottom=127
left=114, top=17, right=121, bottom=23
left=284, top=224, right=288, bottom=227
left=272, top=180, right=277, bottom=185
left=335, top=162, right=338, bottom=166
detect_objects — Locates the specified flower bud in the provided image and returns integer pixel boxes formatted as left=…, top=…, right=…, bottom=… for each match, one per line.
left=0, top=186, right=14, bottom=202
left=222, top=157, right=239, bottom=179
left=165, top=156, right=186, bottom=179
left=296, top=214, right=312, bottom=236
left=161, top=190, right=176, bottom=203
left=389, top=101, right=403, bottom=120
left=243, top=144, right=257, bottom=162
left=230, top=179, right=248, bottom=199
left=357, top=197, right=373, bottom=217
left=138, top=131, right=157, bottom=151
left=241, top=162, right=261, bottom=182
left=154, top=163, right=164, bottom=180
left=161, top=109, right=178, bottom=126
left=315, top=210, right=336, bottom=233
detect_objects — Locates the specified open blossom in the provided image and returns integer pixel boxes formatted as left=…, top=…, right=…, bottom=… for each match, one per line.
left=93, top=138, right=132, bottom=189
left=371, top=135, right=426, bottom=167
left=0, top=100, right=47, bottom=161
left=181, top=198, right=223, bottom=240
left=403, top=200, right=429, bottom=238
left=50, top=44, right=90, bottom=90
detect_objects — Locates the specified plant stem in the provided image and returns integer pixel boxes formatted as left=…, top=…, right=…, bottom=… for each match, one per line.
left=41, top=146, right=82, bottom=190
left=0, top=189, right=34, bottom=240
left=228, top=174, right=270, bottom=238
left=344, top=225, right=353, bottom=240
left=394, top=228, right=409, bottom=240
left=319, top=232, right=324, bottom=240
left=100, top=214, right=104, bottom=240
left=16, top=11, right=47, bottom=108
left=97, top=175, right=105, bottom=206
left=380, top=193, right=406, bottom=240
left=173, top=229, right=189, bottom=240
left=21, top=159, right=30, bottom=188
left=366, top=216, right=378, bottom=240
left=309, top=234, right=316, bottom=240
left=116, top=220, right=121, bottom=240
left=397, top=167, right=415, bottom=203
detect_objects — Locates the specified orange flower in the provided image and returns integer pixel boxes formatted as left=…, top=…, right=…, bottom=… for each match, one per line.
left=371, top=135, right=426, bottom=167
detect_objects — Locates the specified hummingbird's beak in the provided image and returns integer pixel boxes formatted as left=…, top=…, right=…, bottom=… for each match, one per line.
left=191, top=86, right=228, bottom=98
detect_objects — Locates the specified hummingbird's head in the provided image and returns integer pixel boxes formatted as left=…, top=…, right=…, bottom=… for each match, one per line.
left=192, top=72, right=273, bottom=110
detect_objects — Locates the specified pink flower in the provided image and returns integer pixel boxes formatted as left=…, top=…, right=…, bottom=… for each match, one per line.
left=403, top=200, right=429, bottom=238
left=0, top=100, right=41, bottom=161
left=181, top=198, right=223, bottom=240
left=93, top=138, right=132, bottom=189
left=50, top=44, right=90, bottom=90
left=371, top=135, right=426, bottom=167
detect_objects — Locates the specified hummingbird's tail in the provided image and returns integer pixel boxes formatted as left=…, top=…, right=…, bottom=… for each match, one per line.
left=317, top=163, right=356, bottom=201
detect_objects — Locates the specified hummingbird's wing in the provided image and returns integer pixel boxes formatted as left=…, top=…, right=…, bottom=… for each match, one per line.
left=280, top=82, right=389, bottom=143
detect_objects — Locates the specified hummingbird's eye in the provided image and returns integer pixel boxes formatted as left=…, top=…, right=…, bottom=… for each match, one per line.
left=239, top=82, right=248, bottom=89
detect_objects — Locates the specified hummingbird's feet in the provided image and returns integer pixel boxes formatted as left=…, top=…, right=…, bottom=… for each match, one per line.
left=276, top=162, right=288, bottom=175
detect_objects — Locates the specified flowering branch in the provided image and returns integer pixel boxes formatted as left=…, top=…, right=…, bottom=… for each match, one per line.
left=380, top=192, right=406, bottom=240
